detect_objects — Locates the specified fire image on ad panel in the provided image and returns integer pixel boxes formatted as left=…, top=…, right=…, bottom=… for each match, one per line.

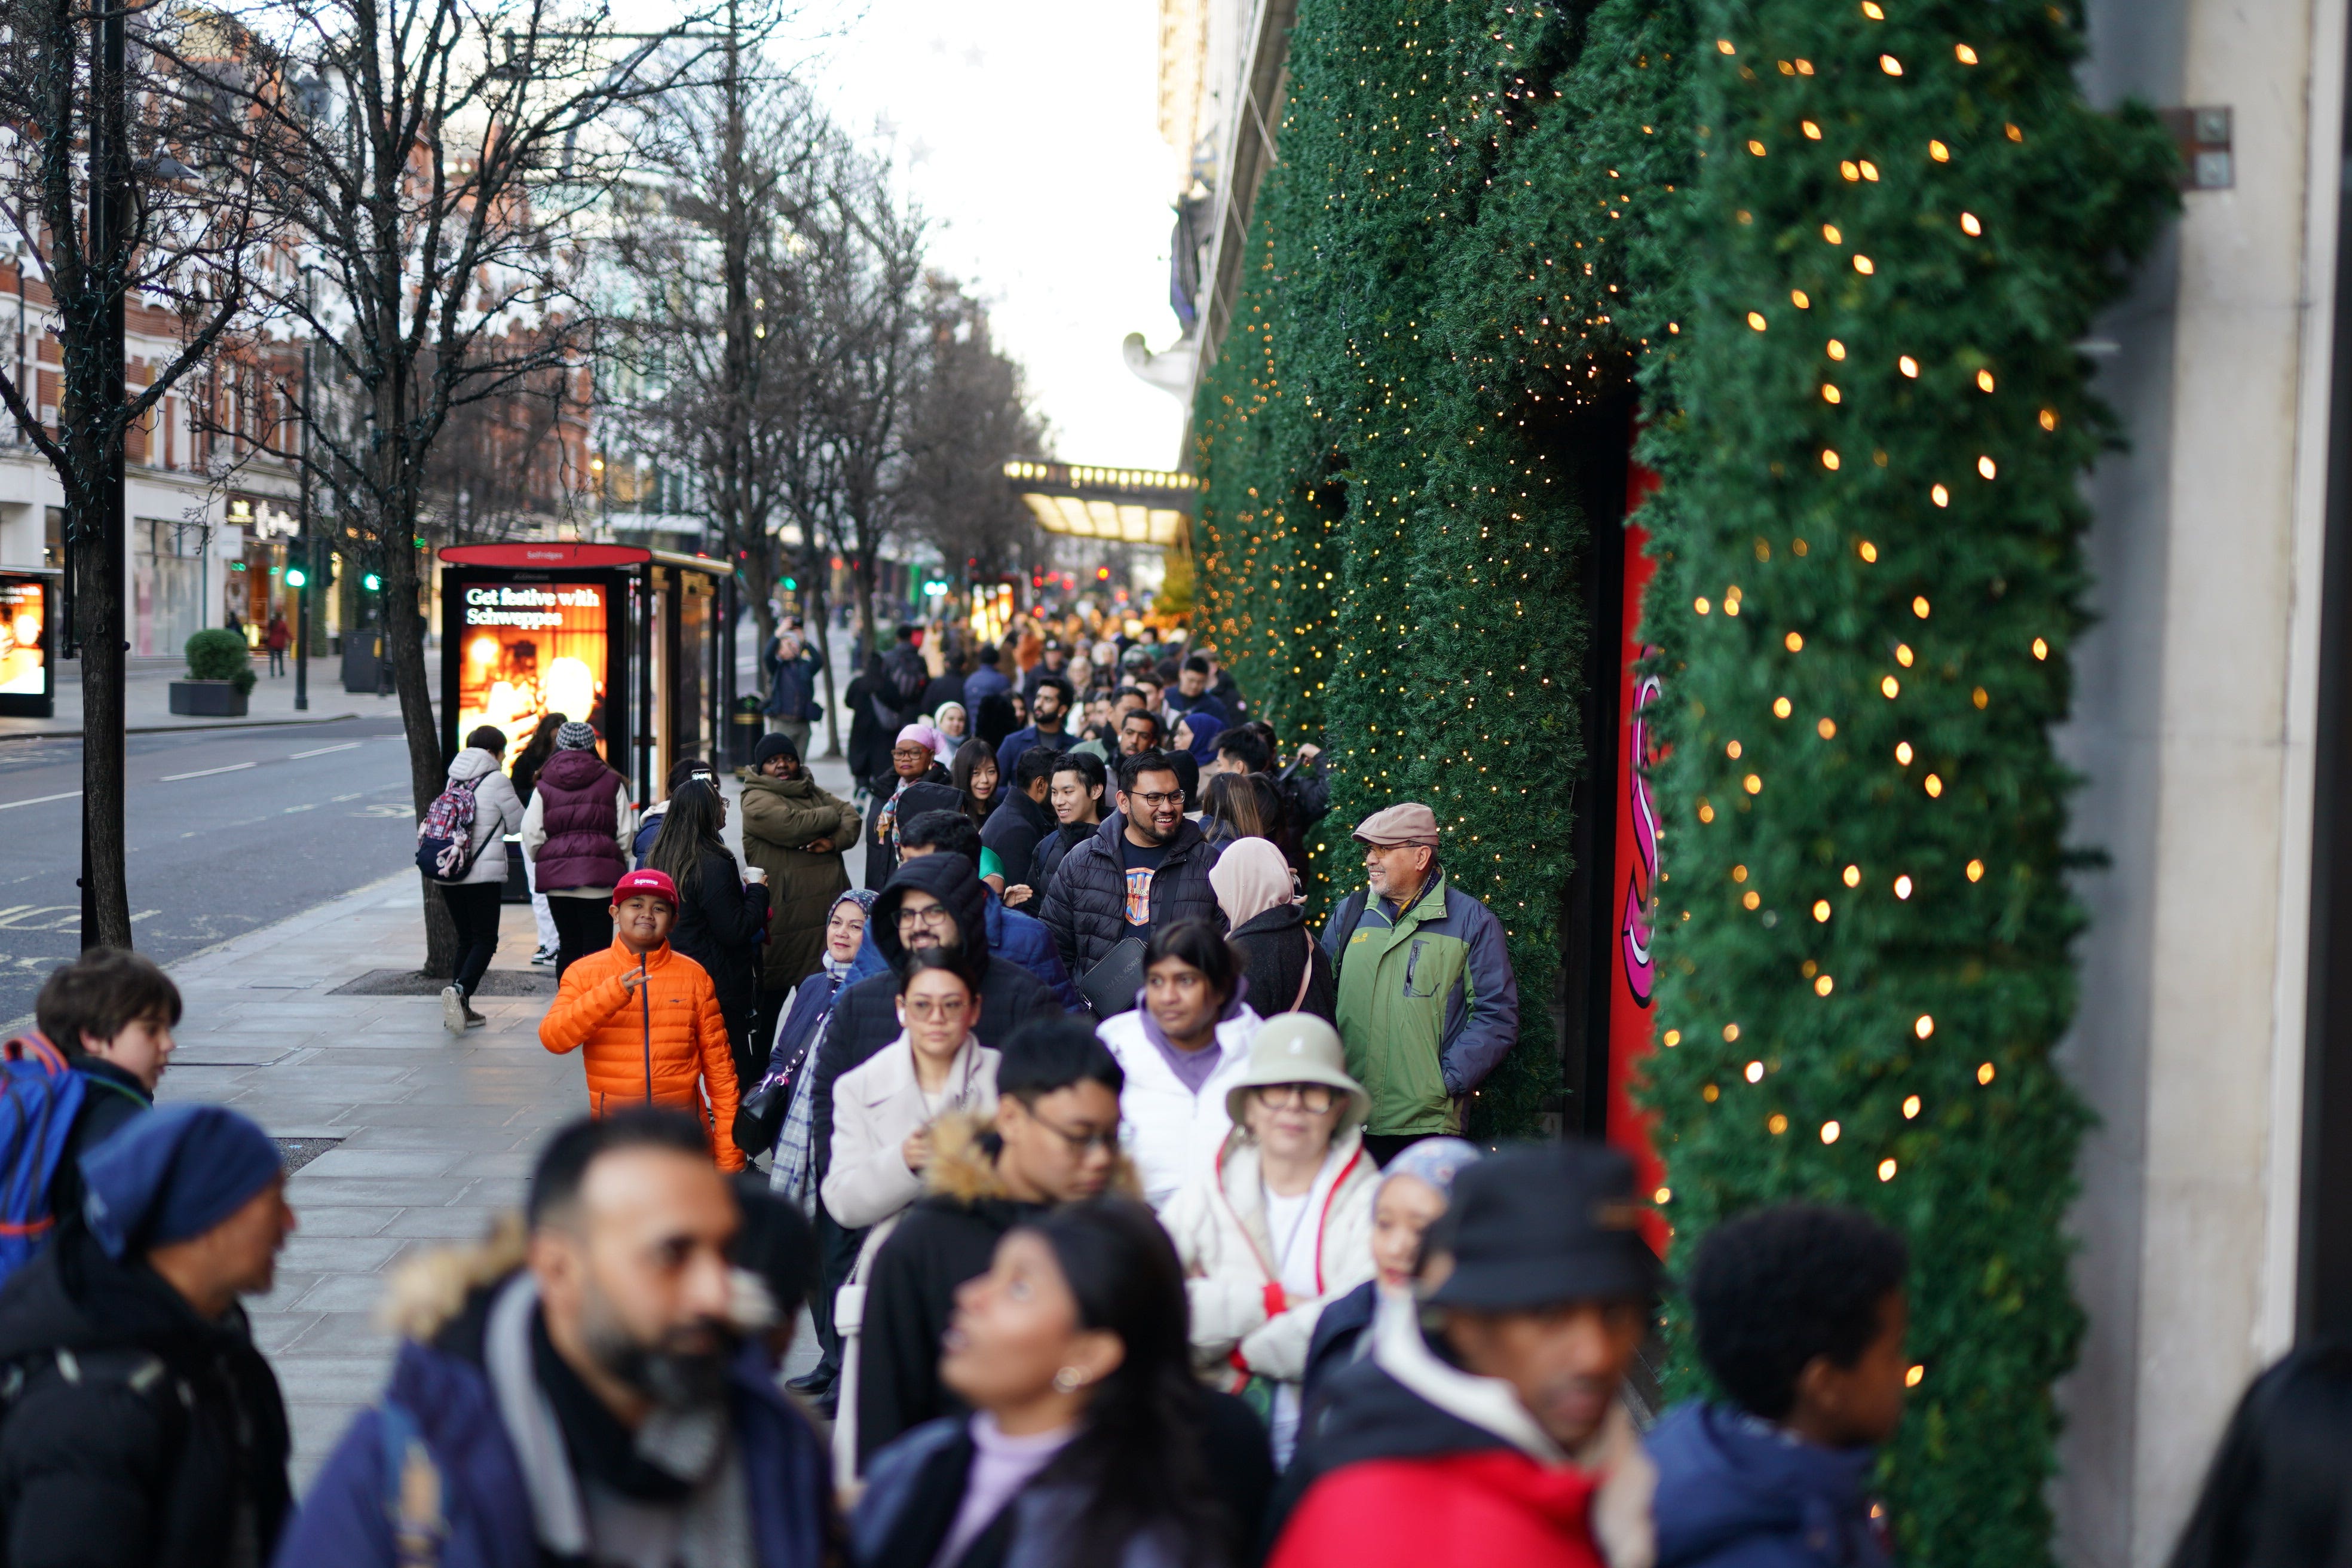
left=0, top=580, right=45, bottom=696
left=455, top=581, right=610, bottom=767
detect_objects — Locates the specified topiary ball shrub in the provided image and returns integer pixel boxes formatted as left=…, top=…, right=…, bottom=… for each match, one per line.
left=184, top=628, right=258, bottom=696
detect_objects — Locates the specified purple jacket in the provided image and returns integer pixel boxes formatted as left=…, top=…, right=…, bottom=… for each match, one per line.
left=531, top=749, right=626, bottom=892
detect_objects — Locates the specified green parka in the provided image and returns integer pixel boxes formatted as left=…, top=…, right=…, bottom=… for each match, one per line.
left=737, top=770, right=862, bottom=990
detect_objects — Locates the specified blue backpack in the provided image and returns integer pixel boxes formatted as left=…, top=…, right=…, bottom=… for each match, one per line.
left=0, top=1034, right=88, bottom=1287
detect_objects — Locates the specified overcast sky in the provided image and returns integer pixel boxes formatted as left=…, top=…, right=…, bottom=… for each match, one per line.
left=791, top=0, right=1192, bottom=471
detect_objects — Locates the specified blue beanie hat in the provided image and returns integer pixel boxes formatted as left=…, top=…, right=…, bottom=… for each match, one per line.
left=81, top=1104, right=283, bottom=1260
left=1378, top=1136, right=1482, bottom=1200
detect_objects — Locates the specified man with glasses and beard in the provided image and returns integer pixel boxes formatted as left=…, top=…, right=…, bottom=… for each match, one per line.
left=1041, top=750, right=1227, bottom=1006
left=274, top=1110, right=834, bottom=1568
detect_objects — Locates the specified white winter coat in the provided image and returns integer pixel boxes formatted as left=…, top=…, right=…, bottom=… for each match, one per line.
left=1095, top=1003, right=1261, bottom=1211
left=1162, top=1127, right=1377, bottom=1384
left=820, top=1033, right=1000, bottom=1231
left=445, top=748, right=526, bottom=886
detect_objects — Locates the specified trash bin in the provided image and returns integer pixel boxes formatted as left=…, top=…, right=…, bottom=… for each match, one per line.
left=729, top=697, right=764, bottom=768
left=341, top=631, right=383, bottom=694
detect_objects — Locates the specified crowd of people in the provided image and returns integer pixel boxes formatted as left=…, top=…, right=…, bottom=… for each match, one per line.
left=0, top=618, right=2339, bottom=1567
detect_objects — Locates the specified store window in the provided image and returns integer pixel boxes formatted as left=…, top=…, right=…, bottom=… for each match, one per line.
left=133, top=518, right=206, bottom=658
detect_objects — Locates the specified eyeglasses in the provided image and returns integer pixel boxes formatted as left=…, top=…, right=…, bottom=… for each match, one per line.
left=895, top=904, right=954, bottom=930
left=904, top=995, right=970, bottom=1020
left=1021, top=1104, right=1120, bottom=1154
left=1128, top=790, right=1183, bottom=808
left=893, top=746, right=933, bottom=761
left=1256, top=1083, right=1340, bottom=1114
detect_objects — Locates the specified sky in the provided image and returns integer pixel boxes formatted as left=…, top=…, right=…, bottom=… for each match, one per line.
left=789, top=0, right=1192, bottom=470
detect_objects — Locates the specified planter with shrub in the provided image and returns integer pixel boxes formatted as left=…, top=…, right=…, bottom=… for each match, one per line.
left=170, top=628, right=258, bottom=718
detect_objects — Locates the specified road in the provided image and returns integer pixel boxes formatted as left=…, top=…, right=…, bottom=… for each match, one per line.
left=0, top=717, right=424, bottom=1027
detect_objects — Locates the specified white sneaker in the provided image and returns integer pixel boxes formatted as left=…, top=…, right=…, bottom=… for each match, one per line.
left=440, top=985, right=467, bottom=1035
left=531, top=947, right=556, bottom=967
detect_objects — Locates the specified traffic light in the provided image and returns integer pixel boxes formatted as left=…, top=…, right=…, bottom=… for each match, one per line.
left=782, top=577, right=798, bottom=591
left=284, top=565, right=307, bottom=589
left=362, top=572, right=382, bottom=591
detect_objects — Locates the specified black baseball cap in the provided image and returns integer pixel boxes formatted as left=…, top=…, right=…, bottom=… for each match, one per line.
left=1426, top=1142, right=1659, bottom=1311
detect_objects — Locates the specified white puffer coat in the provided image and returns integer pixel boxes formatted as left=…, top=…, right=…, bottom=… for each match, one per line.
left=1162, top=1126, right=1377, bottom=1383
left=445, top=748, right=526, bottom=886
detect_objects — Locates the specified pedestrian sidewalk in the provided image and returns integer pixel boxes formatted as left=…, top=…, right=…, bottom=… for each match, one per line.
left=0, top=650, right=425, bottom=739
left=151, top=745, right=865, bottom=1489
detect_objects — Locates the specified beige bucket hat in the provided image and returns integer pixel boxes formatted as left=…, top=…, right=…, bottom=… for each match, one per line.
left=1225, top=1012, right=1372, bottom=1135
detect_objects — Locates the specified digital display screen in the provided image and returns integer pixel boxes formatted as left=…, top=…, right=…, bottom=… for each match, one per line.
left=0, top=581, right=47, bottom=696
left=454, top=581, right=609, bottom=767
left=970, top=582, right=1015, bottom=648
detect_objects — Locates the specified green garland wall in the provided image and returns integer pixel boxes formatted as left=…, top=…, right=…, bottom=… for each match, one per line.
left=1194, top=0, right=2176, bottom=1556
left=1194, top=0, right=1695, bottom=1138
left=1629, top=4, right=2173, bottom=1563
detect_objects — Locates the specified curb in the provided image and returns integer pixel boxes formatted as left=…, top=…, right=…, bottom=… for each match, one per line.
left=0, top=712, right=368, bottom=742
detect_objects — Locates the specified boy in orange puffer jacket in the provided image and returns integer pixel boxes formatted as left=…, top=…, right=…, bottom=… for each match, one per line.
left=538, top=868, right=746, bottom=1170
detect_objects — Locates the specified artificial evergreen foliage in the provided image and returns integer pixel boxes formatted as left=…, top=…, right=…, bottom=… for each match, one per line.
left=1193, top=0, right=2176, bottom=1555
left=1630, top=5, right=2173, bottom=1563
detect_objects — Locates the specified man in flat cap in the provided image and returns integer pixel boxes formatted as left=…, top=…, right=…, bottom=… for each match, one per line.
left=1319, top=802, right=1518, bottom=1162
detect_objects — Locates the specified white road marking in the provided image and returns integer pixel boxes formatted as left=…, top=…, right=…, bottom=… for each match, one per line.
left=0, top=790, right=79, bottom=811
left=161, top=762, right=257, bottom=781
left=289, top=742, right=362, bottom=759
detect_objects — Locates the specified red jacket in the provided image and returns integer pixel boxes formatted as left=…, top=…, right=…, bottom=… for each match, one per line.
left=1269, top=1448, right=1604, bottom=1568
left=538, top=937, right=743, bottom=1169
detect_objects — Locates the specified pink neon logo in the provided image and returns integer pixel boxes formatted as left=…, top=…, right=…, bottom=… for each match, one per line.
left=1621, top=661, right=1662, bottom=1007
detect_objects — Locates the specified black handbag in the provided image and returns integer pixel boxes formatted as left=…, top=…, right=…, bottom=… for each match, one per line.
left=1077, top=936, right=1149, bottom=1019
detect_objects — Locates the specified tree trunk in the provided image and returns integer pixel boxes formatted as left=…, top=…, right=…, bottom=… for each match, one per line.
left=808, top=578, right=841, bottom=758
left=71, top=471, right=131, bottom=951
left=377, top=493, right=457, bottom=975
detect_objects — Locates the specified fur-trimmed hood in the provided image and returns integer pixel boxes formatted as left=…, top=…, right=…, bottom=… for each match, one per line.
left=918, top=1110, right=1142, bottom=1206
left=379, top=1212, right=529, bottom=1344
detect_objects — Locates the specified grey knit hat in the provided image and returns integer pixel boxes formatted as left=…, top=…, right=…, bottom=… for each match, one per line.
left=555, top=720, right=599, bottom=751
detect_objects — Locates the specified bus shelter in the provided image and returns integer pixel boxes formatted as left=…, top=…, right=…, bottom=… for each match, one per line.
left=437, top=543, right=737, bottom=807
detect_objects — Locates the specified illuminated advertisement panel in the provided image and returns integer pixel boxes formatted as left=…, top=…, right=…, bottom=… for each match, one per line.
left=0, top=573, right=55, bottom=718
left=451, top=579, right=614, bottom=770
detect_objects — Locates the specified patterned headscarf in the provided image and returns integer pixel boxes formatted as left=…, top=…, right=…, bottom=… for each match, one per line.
left=1378, top=1136, right=1483, bottom=1198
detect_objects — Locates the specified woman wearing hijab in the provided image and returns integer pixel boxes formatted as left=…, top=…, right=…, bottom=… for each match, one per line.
left=1210, top=839, right=1335, bottom=1025
left=934, top=702, right=972, bottom=754
left=1171, top=709, right=1227, bottom=768
left=754, top=889, right=878, bottom=1195
left=1297, top=1137, right=1481, bottom=1416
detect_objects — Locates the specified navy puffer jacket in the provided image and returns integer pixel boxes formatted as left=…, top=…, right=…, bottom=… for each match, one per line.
left=1038, top=814, right=1224, bottom=978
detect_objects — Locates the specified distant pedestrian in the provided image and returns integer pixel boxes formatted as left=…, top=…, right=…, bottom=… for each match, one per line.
left=982, top=745, right=1059, bottom=898
left=963, top=644, right=1011, bottom=709
left=1095, top=921, right=1262, bottom=1210
left=273, top=1110, right=835, bottom=1568
left=264, top=611, right=289, bottom=676
left=32, top=947, right=179, bottom=1246
left=737, top=733, right=861, bottom=1056
left=536, top=868, right=745, bottom=1170
left=1200, top=771, right=1284, bottom=854
left=1165, top=1012, right=1375, bottom=1466
left=935, top=700, right=973, bottom=754
left=845, top=654, right=897, bottom=787
left=1009, top=749, right=1105, bottom=909
left=763, top=626, right=822, bottom=760
left=950, top=737, right=1002, bottom=831
left=1041, top=750, right=1225, bottom=1007
left=1649, top=1205, right=1910, bottom=1568
left=852, top=1199, right=1244, bottom=1568
left=518, top=720, right=635, bottom=977
left=865, top=726, right=954, bottom=892
left=1019, top=638, right=1071, bottom=700
left=1269, top=1144, right=1657, bottom=1568
left=898, top=810, right=1081, bottom=1013
left=1212, top=837, right=1334, bottom=1025
left=822, top=951, right=1001, bottom=1237
left=0, top=1104, right=293, bottom=1568
left=1300, top=1136, right=1480, bottom=1414
left=1319, top=803, right=1517, bottom=1163
left=632, top=755, right=716, bottom=867
left=850, top=1016, right=1128, bottom=1469
left=883, top=624, right=932, bottom=730
left=996, top=675, right=1077, bottom=783
left=437, top=724, right=526, bottom=1033
left=2169, top=1343, right=2352, bottom=1568
left=647, top=778, right=771, bottom=1078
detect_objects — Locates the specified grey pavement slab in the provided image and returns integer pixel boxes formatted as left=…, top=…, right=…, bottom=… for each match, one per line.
left=149, top=743, right=863, bottom=1492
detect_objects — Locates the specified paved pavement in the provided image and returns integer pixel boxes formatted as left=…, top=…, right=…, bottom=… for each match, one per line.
left=0, top=650, right=403, bottom=738
left=155, top=749, right=867, bottom=1489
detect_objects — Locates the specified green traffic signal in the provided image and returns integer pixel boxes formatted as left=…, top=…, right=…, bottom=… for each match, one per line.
left=363, top=573, right=382, bottom=591
left=284, top=566, right=307, bottom=588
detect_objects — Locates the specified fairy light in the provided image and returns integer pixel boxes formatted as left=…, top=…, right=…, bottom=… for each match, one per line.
left=1879, top=1158, right=1898, bottom=1182
left=1747, top=311, right=1768, bottom=330
left=1745, top=1059, right=1763, bottom=1082
left=1931, top=484, right=1951, bottom=507
left=1726, top=739, right=1744, bottom=758
left=1664, top=1029, right=1684, bottom=1046
left=1858, top=540, right=1878, bottom=562
left=1929, top=139, right=1950, bottom=161
left=1925, top=774, right=1944, bottom=797
left=1895, top=643, right=1915, bottom=667
left=1955, top=43, right=1979, bottom=64
left=1812, top=899, right=1832, bottom=923
left=1961, top=212, right=1983, bottom=236
left=1842, top=864, right=1861, bottom=887
left=1880, top=54, right=1902, bottom=75
left=1817, top=717, right=1837, bottom=738
left=1903, top=1094, right=1922, bottom=1118
left=2032, top=636, right=2049, bottom=660
left=1774, top=696, right=1793, bottom=717
left=1894, top=874, right=1913, bottom=898
left=1895, top=740, right=1913, bottom=763
left=1822, top=449, right=1842, bottom=470
left=1915, top=1014, right=1936, bottom=1039
left=1823, top=384, right=1843, bottom=404
left=1913, top=596, right=1931, bottom=617
left=1978, top=1061, right=1996, bottom=1084
left=1814, top=975, right=1835, bottom=995
left=1899, top=356, right=1920, bottom=378
left=1792, top=289, right=1812, bottom=308
left=1882, top=675, right=1900, bottom=698
left=1967, top=858, right=1985, bottom=881
left=2039, top=408, right=2059, bottom=430
left=1743, top=773, right=1763, bottom=794
left=1725, top=1022, right=1742, bottom=1043
left=1854, top=255, right=1876, bottom=275
left=1821, top=1120, right=1841, bottom=1144
left=1979, top=455, right=1999, bottom=479
left=1785, top=632, right=1805, bottom=651
left=1702, top=1083, right=1719, bottom=1102
left=1768, top=1114, right=1788, bottom=1136
left=1906, top=1364, right=1925, bottom=1388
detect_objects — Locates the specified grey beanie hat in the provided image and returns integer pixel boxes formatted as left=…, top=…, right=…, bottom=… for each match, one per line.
left=555, top=720, right=599, bottom=751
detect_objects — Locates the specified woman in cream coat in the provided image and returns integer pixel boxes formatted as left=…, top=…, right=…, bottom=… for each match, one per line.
left=1162, top=1010, right=1377, bottom=1466
left=822, top=951, right=1000, bottom=1232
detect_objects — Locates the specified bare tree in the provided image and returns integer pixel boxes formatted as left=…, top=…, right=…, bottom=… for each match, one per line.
left=0, top=0, right=286, bottom=947
left=205, top=0, right=712, bottom=969
left=898, top=276, right=1047, bottom=583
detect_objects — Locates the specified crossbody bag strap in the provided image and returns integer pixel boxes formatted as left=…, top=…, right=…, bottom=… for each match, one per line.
left=1292, top=931, right=1315, bottom=1012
